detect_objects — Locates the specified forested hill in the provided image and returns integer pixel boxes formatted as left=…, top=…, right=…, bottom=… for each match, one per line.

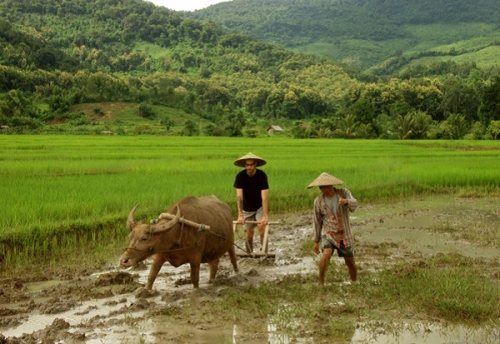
left=0, top=0, right=359, bottom=133
left=1, top=0, right=500, bottom=140
left=187, top=0, right=500, bottom=73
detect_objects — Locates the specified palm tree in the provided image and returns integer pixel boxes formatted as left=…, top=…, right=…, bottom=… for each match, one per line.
left=393, top=113, right=414, bottom=140
left=487, top=120, right=500, bottom=140
left=444, top=114, right=469, bottom=139
left=357, top=123, right=374, bottom=138
left=334, top=114, right=359, bottom=138
left=412, top=111, right=434, bottom=139
left=314, top=128, right=332, bottom=138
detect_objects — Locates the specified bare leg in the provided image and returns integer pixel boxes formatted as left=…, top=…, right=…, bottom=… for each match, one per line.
left=146, top=254, right=165, bottom=290
left=344, top=256, right=357, bottom=282
left=319, top=248, right=333, bottom=285
left=258, top=223, right=265, bottom=237
left=245, top=228, right=254, bottom=253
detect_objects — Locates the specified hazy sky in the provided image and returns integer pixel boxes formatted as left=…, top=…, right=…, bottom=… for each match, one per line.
left=146, top=0, right=232, bottom=12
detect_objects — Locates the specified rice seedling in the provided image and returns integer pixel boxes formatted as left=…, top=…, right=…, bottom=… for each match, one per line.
left=1, top=135, right=499, bottom=271
left=368, top=254, right=499, bottom=323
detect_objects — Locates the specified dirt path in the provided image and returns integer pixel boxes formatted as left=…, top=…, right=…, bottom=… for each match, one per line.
left=1, top=195, right=499, bottom=343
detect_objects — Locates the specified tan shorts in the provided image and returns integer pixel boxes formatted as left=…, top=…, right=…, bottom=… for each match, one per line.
left=242, top=208, right=263, bottom=230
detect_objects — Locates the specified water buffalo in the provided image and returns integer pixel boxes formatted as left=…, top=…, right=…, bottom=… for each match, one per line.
left=120, top=195, right=238, bottom=290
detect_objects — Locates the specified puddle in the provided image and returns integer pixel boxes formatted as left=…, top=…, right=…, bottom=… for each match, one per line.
left=352, top=321, right=500, bottom=344
left=1, top=289, right=136, bottom=339
left=354, top=195, right=500, bottom=259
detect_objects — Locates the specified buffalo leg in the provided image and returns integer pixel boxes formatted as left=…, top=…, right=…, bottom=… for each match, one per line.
left=189, top=262, right=200, bottom=288
left=227, top=247, right=238, bottom=273
left=208, top=258, right=219, bottom=282
left=146, top=255, right=166, bottom=290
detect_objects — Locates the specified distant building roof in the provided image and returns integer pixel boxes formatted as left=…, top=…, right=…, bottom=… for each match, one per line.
left=266, top=125, right=283, bottom=132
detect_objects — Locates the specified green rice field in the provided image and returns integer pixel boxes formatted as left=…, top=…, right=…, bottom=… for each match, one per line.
left=1, top=135, right=499, bottom=265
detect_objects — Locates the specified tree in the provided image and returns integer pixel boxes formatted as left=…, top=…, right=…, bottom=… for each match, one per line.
left=412, top=111, right=434, bottom=139
left=291, top=122, right=311, bottom=138
left=334, top=114, right=359, bottom=138
left=357, top=123, right=374, bottom=139
left=138, top=102, right=155, bottom=119
left=487, top=120, right=500, bottom=140
left=478, top=76, right=500, bottom=126
left=443, top=114, right=469, bottom=139
left=159, top=116, right=174, bottom=131
left=440, top=76, right=480, bottom=122
left=389, top=99, right=412, bottom=118
left=282, top=90, right=301, bottom=119
left=181, top=119, right=198, bottom=136
left=348, top=98, right=376, bottom=124
left=34, top=48, right=59, bottom=70
left=265, top=88, right=285, bottom=119
left=225, top=112, right=246, bottom=137
left=392, top=113, right=414, bottom=140
left=314, top=127, right=332, bottom=138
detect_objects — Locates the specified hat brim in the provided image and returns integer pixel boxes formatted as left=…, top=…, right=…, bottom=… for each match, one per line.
left=307, top=173, right=344, bottom=188
left=234, top=158, right=266, bottom=167
left=234, top=152, right=267, bottom=167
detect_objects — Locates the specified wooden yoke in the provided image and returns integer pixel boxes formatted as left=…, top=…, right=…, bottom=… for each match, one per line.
left=158, top=212, right=211, bottom=231
left=233, top=220, right=279, bottom=258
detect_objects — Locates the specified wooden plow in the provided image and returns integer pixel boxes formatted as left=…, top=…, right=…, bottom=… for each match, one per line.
left=157, top=212, right=279, bottom=258
left=233, top=220, right=279, bottom=258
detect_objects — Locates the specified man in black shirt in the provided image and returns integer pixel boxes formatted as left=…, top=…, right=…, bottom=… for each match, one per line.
left=233, top=152, right=269, bottom=253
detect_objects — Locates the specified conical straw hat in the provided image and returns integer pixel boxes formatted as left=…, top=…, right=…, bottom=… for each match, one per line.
left=234, top=152, right=267, bottom=167
left=307, top=172, right=344, bottom=188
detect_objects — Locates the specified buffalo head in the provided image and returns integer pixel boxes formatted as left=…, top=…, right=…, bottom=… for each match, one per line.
left=120, top=204, right=180, bottom=267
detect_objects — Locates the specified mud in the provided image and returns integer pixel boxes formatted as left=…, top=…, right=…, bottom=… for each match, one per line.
left=1, top=195, right=499, bottom=343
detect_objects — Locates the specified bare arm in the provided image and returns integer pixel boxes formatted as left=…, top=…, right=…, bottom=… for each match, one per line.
left=261, top=189, right=269, bottom=225
left=236, top=188, right=244, bottom=224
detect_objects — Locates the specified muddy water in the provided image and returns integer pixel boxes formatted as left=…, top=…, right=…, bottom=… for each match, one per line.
left=1, top=195, right=499, bottom=343
left=352, top=321, right=500, bottom=344
left=357, top=196, right=500, bottom=259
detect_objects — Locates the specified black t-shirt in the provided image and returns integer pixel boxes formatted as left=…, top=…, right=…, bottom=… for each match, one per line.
left=233, top=169, right=269, bottom=212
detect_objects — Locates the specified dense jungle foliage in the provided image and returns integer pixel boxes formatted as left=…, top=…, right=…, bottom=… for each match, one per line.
left=1, top=0, right=500, bottom=139
left=189, top=0, right=500, bottom=73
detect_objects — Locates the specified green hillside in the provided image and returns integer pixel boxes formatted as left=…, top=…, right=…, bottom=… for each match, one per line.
left=0, top=0, right=359, bottom=134
left=188, top=0, right=500, bottom=74
left=1, top=0, right=500, bottom=140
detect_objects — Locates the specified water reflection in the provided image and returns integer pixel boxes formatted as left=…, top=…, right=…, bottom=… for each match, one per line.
left=230, top=320, right=499, bottom=344
left=232, top=323, right=290, bottom=344
left=351, top=321, right=500, bottom=344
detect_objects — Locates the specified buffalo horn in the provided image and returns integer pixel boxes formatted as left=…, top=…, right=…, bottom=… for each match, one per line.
left=151, top=205, right=181, bottom=233
left=127, top=203, right=140, bottom=230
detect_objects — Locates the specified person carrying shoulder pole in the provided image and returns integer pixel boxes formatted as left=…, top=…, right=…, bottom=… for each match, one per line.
left=308, top=172, right=358, bottom=284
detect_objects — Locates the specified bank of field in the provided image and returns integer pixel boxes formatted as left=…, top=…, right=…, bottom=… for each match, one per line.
left=0, top=135, right=499, bottom=266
